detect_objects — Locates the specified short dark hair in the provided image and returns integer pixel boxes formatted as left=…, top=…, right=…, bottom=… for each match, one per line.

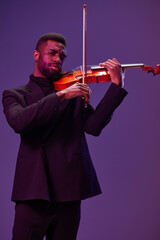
left=36, top=33, right=66, bottom=51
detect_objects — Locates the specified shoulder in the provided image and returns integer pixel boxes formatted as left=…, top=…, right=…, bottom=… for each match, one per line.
left=2, top=84, right=30, bottom=110
left=3, top=84, right=29, bottom=98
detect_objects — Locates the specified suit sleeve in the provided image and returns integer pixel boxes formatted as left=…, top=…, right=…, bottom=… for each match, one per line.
left=2, top=89, right=62, bottom=134
left=84, top=83, right=128, bottom=136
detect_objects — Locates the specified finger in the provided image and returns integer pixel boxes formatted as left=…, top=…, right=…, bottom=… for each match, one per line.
left=100, top=61, right=115, bottom=70
left=81, top=87, right=91, bottom=100
left=74, top=83, right=90, bottom=99
left=112, top=58, right=121, bottom=66
left=100, top=60, right=115, bottom=69
left=70, top=82, right=91, bottom=100
left=100, top=58, right=121, bottom=68
left=77, top=83, right=91, bottom=94
left=107, top=59, right=121, bottom=69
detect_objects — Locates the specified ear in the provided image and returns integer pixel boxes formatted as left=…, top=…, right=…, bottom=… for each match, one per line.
left=33, top=50, right=40, bottom=62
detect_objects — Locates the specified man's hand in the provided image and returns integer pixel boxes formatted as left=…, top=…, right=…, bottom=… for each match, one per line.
left=99, top=58, right=125, bottom=87
left=56, top=82, right=91, bottom=101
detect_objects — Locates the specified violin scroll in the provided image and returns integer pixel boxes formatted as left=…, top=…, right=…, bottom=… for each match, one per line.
left=142, top=64, right=160, bottom=75
left=142, top=65, right=155, bottom=74
left=155, top=64, right=160, bottom=75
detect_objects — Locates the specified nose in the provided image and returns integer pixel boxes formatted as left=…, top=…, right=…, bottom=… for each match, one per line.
left=54, top=54, right=61, bottom=63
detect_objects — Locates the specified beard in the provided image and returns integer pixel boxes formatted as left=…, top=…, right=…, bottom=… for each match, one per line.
left=38, top=58, right=62, bottom=80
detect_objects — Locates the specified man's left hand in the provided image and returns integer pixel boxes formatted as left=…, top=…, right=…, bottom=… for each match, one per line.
left=99, top=58, right=125, bottom=87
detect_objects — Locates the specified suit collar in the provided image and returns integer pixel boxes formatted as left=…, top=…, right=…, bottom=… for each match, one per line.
left=25, top=75, right=51, bottom=105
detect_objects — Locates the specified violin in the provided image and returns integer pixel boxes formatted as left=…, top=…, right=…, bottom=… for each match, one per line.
left=54, top=63, right=160, bottom=91
left=53, top=4, right=160, bottom=91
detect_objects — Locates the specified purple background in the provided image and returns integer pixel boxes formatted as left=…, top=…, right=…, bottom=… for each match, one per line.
left=1, top=0, right=160, bottom=239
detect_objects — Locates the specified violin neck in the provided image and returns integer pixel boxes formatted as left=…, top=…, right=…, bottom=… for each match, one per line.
left=91, top=63, right=145, bottom=70
left=121, top=63, right=144, bottom=69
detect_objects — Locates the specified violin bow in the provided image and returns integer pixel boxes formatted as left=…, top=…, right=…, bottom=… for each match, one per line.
left=82, top=4, right=87, bottom=84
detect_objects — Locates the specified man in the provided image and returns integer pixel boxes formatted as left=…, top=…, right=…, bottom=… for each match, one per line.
left=2, top=33, right=127, bottom=240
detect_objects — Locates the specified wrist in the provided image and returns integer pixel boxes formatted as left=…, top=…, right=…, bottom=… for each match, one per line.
left=56, top=90, right=66, bottom=100
left=112, top=80, right=122, bottom=87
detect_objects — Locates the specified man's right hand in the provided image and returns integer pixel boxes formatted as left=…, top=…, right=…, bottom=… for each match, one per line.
left=56, top=82, right=91, bottom=101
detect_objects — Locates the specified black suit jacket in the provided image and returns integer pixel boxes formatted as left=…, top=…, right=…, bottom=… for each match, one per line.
left=2, top=77, right=127, bottom=202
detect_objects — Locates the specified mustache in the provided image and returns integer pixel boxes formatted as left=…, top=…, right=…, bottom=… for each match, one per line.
left=49, top=62, right=61, bottom=67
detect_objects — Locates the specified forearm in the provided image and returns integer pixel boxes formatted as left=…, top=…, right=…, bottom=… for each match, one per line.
left=84, top=83, right=128, bottom=136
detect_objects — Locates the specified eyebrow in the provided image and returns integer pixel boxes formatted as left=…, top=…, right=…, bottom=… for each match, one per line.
left=49, top=47, right=67, bottom=56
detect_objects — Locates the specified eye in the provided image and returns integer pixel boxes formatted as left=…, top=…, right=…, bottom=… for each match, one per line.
left=49, top=50, right=56, bottom=56
left=60, top=53, right=66, bottom=61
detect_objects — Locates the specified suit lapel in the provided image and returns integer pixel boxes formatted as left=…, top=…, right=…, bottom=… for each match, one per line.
left=25, top=79, right=45, bottom=105
left=24, top=78, right=72, bottom=142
